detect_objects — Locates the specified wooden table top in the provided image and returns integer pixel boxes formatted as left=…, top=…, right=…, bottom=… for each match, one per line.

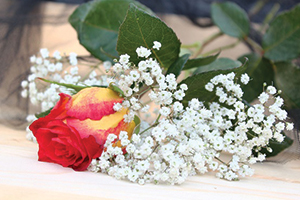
left=0, top=124, right=300, bottom=200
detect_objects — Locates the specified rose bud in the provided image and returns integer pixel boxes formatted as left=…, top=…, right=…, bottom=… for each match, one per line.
left=29, top=87, right=135, bottom=171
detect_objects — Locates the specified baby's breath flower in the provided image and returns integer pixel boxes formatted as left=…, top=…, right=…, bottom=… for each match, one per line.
left=136, top=46, right=151, bottom=58
left=205, top=82, right=214, bottom=92
left=266, top=85, right=276, bottom=95
left=40, top=48, right=49, bottom=58
left=240, top=73, right=250, bottom=85
left=153, top=41, right=162, bottom=50
left=113, top=103, right=122, bottom=111
left=258, top=92, right=269, bottom=104
left=286, top=122, right=294, bottom=131
left=119, top=54, right=130, bottom=65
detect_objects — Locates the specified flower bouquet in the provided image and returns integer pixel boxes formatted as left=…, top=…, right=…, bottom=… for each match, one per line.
left=21, top=0, right=300, bottom=185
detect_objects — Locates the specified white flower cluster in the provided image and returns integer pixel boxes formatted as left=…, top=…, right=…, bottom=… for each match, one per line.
left=21, top=48, right=109, bottom=111
left=110, top=41, right=187, bottom=123
left=89, top=43, right=293, bottom=184
left=21, top=48, right=109, bottom=141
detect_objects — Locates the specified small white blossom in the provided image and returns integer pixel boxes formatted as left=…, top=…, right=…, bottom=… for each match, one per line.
left=103, top=61, right=112, bottom=70
left=53, top=50, right=62, bottom=60
left=240, top=73, right=250, bottom=84
left=286, top=123, right=294, bottom=131
left=40, top=48, right=49, bottom=58
left=266, top=86, right=276, bottom=95
left=153, top=41, right=162, bottom=50
left=258, top=92, right=269, bottom=104
left=119, top=54, right=130, bottom=65
left=159, top=107, right=171, bottom=116
left=136, top=46, right=151, bottom=58
left=205, top=82, right=214, bottom=92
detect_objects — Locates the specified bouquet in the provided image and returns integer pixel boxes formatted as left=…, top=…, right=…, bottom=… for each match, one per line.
left=21, top=0, right=300, bottom=185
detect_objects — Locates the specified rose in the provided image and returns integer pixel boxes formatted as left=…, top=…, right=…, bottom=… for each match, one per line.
left=29, top=87, right=135, bottom=171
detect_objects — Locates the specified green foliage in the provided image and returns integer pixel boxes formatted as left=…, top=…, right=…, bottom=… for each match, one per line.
left=166, top=54, right=190, bottom=78
left=69, top=0, right=152, bottom=62
left=193, top=58, right=241, bottom=75
left=211, top=2, right=249, bottom=38
left=238, top=53, right=274, bottom=103
left=117, top=4, right=181, bottom=69
left=180, top=58, right=247, bottom=105
left=109, top=83, right=125, bottom=97
left=274, top=62, right=300, bottom=109
left=262, top=4, right=300, bottom=61
left=257, top=134, right=293, bottom=157
left=182, top=53, right=219, bottom=70
left=38, top=78, right=87, bottom=93
left=133, top=115, right=141, bottom=134
left=35, top=107, right=53, bottom=119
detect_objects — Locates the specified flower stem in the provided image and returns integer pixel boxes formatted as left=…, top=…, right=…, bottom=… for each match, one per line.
left=260, top=3, right=280, bottom=33
left=214, top=156, right=228, bottom=166
left=138, top=114, right=161, bottom=135
left=181, top=42, right=201, bottom=49
left=192, top=31, right=223, bottom=58
left=202, top=39, right=241, bottom=57
left=244, top=37, right=263, bottom=55
left=137, top=86, right=152, bottom=99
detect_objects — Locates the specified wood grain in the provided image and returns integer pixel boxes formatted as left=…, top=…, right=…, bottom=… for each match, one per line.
left=0, top=124, right=300, bottom=200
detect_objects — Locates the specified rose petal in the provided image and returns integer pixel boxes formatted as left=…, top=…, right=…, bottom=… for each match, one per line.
left=66, top=108, right=135, bottom=145
left=72, top=135, right=103, bottom=171
left=66, top=87, right=123, bottom=120
left=48, top=93, right=71, bottom=119
left=31, top=118, right=90, bottom=170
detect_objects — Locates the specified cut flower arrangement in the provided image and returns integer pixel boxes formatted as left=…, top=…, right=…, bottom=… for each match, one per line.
left=21, top=0, right=299, bottom=185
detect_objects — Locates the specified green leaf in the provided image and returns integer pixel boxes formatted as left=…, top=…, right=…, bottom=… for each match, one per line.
left=238, top=53, right=274, bottom=103
left=117, top=4, right=181, bottom=69
left=108, top=83, right=125, bottom=97
left=258, top=134, right=293, bottom=157
left=180, top=58, right=247, bottom=105
left=166, top=54, right=190, bottom=78
left=35, top=107, right=53, bottom=119
left=262, top=4, right=300, bottom=61
left=274, top=62, right=300, bottom=109
left=69, top=0, right=152, bottom=62
left=38, top=78, right=87, bottom=92
left=193, top=58, right=242, bottom=75
left=182, top=53, right=219, bottom=70
left=211, top=2, right=249, bottom=38
left=133, top=115, right=141, bottom=134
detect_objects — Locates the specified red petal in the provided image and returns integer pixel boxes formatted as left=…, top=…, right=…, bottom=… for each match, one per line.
left=48, top=93, right=72, bottom=119
left=66, top=87, right=123, bottom=120
left=66, top=108, right=135, bottom=145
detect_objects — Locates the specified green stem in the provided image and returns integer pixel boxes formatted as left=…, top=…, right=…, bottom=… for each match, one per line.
left=192, top=31, right=223, bottom=58
left=138, top=123, right=157, bottom=135
left=202, top=39, right=241, bottom=57
left=214, top=156, right=228, bottom=166
left=244, top=37, right=263, bottom=54
left=96, top=65, right=106, bottom=75
left=260, top=3, right=280, bottom=33
left=138, top=114, right=161, bottom=135
left=181, top=42, right=201, bottom=49
left=80, top=66, right=99, bottom=82
left=137, top=86, right=152, bottom=99
left=248, top=0, right=268, bottom=18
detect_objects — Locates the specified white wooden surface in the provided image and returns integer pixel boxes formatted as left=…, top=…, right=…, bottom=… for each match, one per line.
left=0, top=124, right=300, bottom=200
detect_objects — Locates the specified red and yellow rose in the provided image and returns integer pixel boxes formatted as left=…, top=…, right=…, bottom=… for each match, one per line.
left=30, top=87, right=135, bottom=171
